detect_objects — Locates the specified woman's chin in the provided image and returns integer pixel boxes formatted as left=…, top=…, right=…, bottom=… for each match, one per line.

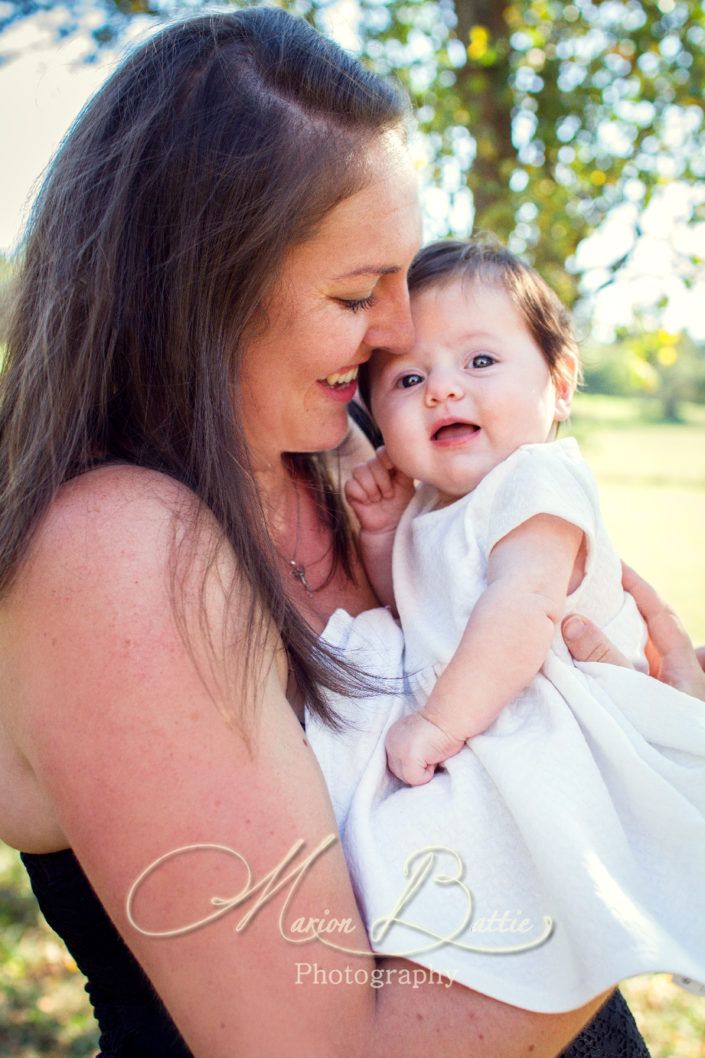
left=302, top=408, right=351, bottom=453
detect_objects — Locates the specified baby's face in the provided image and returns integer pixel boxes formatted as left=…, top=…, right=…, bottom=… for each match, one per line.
left=368, top=279, right=573, bottom=505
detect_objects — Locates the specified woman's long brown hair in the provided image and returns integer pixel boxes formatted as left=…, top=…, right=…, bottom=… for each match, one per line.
left=0, top=9, right=410, bottom=724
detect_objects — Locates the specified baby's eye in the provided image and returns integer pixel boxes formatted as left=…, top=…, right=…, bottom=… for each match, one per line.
left=470, top=353, right=496, bottom=369
left=396, top=372, right=424, bottom=389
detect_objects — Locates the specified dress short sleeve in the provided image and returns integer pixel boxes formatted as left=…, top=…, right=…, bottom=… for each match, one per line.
left=482, top=439, right=598, bottom=563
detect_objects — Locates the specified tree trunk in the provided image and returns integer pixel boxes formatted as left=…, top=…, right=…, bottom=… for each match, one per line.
left=452, top=0, right=514, bottom=236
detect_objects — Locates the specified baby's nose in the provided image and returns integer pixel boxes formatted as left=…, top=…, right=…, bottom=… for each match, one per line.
left=425, top=369, right=463, bottom=405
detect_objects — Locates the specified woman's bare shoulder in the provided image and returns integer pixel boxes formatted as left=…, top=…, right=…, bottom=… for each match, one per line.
left=35, top=463, right=204, bottom=547
left=15, top=465, right=220, bottom=603
left=3, top=463, right=244, bottom=764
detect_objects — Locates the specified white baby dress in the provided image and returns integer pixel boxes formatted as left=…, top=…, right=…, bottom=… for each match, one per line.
left=306, top=438, right=705, bottom=1012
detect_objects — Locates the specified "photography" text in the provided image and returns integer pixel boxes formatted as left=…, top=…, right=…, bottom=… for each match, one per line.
left=294, top=962, right=454, bottom=989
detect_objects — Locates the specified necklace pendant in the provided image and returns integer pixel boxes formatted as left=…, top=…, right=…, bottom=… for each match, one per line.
left=289, top=560, right=313, bottom=595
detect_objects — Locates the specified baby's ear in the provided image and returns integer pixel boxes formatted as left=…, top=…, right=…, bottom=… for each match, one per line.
left=553, top=351, right=579, bottom=422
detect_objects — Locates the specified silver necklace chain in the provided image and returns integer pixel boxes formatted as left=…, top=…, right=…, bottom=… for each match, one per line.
left=288, top=481, right=314, bottom=595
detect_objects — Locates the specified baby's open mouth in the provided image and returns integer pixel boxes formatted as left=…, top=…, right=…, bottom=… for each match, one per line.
left=431, top=422, right=480, bottom=442
left=320, top=367, right=358, bottom=388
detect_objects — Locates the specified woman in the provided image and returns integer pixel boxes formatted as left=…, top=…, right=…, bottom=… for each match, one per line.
left=0, top=9, right=701, bottom=1056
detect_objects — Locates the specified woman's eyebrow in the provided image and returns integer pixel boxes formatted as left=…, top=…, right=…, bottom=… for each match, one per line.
left=333, top=265, right=401, bottom=280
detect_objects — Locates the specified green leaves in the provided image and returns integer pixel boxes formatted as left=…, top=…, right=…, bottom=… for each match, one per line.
left=350, top=0, right=705, bottom=308
left=2, top=0, right=703, bottom=319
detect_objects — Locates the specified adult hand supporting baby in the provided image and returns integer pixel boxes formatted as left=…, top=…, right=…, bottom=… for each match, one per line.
left=562, top=562, right=705, bottom=701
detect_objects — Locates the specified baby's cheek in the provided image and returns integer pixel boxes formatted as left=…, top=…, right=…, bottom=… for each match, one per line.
left=491, top=394, right=526, bottom=433
left=386, top=431, right=419, bottom=479
left=375, top=410, right=404, bottom=454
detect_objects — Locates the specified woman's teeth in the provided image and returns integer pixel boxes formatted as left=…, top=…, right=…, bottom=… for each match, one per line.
left=323, top=367, right=358, bottom=387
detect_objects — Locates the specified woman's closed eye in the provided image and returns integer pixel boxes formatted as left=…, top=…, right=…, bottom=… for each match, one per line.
left=339, top=294, right=375, bottom=312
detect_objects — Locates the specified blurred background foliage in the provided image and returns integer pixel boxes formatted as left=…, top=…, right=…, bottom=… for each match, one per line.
left=2, top=0, right=705, bottom=416
left=3, top=0, right=705, bottom=302
left=582, top=327, right=705, bottom=421
left=0, top=1, right=704, bottom=1055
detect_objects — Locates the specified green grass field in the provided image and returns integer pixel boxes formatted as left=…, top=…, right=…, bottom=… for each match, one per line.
left=568, top=394, right=705, bottom=645
left=1, top=393, right=703, bottom=1056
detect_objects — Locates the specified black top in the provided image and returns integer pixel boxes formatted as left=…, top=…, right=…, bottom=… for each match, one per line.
left=20, top=848, right=192, bottom=1057
left=20, top=847, right=649, bottom=1058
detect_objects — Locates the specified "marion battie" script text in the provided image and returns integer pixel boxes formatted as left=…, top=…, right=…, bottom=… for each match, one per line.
left=126, top=835, right=553, bottom=959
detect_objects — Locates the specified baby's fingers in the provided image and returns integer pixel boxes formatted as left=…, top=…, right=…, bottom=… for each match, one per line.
left=376, top=446, right=416, bottom=493
left=344, top=474, right=372, bottom=507
left=385, top=715, right=442, bottom=786
left=366, top=453, right=396, bottom=499
left=375, top=446, right=395, bottom=471
left=386, top=747, right=436, bottom=786
left=346, top=465, right=385, bottom=504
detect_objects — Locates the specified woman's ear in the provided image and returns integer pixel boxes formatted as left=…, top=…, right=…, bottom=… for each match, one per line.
left=553, top=352, right=579, bottom=422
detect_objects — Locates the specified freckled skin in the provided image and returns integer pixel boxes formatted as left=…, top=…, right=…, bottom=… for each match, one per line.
left=239, top=133, right=421, bottom=473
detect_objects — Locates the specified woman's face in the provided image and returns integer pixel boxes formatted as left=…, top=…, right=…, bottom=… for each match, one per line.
left=240, top=132, right=422, bottom=471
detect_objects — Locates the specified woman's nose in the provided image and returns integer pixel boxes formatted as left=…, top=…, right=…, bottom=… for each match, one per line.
left=424, top=368, right=463, bottom=405
left=367, top=283, right=415, bottom=355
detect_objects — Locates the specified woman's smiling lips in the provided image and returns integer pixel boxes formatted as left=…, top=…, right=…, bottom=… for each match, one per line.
left=430, top=418, right=481, bottom=446
left=317, top=365, right=359, bottom=402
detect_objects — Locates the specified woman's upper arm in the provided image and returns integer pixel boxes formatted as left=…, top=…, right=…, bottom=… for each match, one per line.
left=11, top=468, right=602, bottom=1058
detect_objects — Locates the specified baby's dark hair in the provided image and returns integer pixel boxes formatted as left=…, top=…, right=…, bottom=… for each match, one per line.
left=358, top=235, right=580, bottom=414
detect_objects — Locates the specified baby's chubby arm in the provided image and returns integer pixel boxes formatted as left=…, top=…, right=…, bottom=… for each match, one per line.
left=423, top=513, right=584, bottom=738
left=386, top=514, right=583, bottom=786
left=344, top=447, right=415, bottom=609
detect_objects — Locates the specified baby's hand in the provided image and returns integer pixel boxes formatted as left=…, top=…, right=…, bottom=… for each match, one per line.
left=385, top=711, right=466, bottom=786
left=345, top=448, right=415, bottom=536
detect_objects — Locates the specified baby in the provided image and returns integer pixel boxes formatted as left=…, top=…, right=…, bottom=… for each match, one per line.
left=306, top=238, right=705, bottom=1012
left=350, top=237, right=586, bottom=786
